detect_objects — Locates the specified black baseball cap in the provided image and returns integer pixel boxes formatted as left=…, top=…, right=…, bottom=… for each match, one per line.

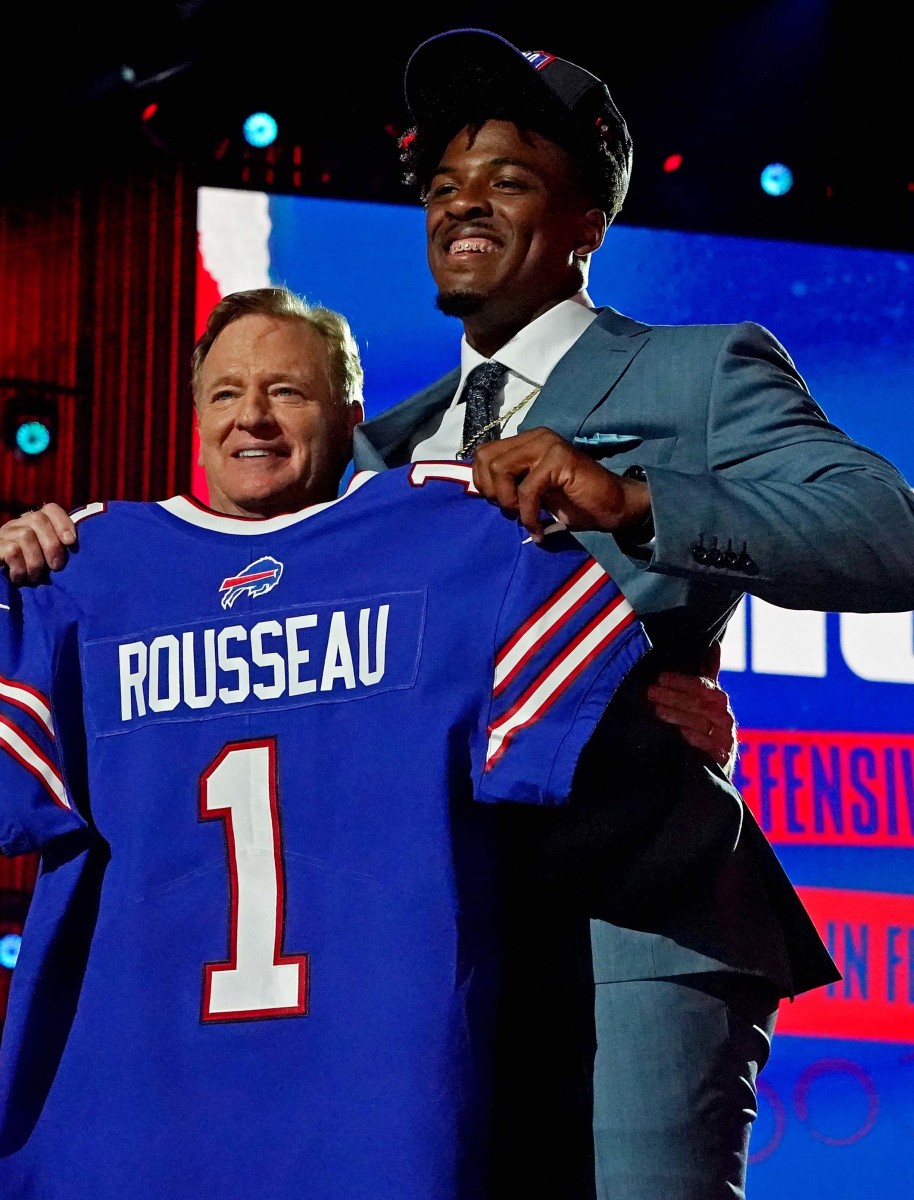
left=403, top=27, right=632, bottom=164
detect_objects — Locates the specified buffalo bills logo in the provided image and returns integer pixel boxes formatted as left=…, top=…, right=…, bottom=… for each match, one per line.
left=219, top=557, right=284, bottom=610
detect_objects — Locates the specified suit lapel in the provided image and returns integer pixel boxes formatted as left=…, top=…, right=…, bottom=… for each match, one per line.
left=519, top=308, right=650, bottom=438
left=354, top=308, right=650, bottom=469
left=355, top=368, right=461, bottom=466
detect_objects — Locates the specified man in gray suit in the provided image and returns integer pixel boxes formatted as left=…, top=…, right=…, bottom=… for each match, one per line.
left=351, top=27, right=914, bottom=1200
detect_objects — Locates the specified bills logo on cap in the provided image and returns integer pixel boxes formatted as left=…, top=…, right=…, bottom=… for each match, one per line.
left=219, top=556, right=284, bottom=610
left=522, top=51, right=557, bottom=71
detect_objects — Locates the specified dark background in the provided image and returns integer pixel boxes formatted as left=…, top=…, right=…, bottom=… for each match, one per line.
left=2, top=2, right=911, bottom=249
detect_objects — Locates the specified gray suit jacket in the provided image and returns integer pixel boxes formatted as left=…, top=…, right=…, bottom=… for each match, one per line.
left=353, top=306, right=914, bottom=997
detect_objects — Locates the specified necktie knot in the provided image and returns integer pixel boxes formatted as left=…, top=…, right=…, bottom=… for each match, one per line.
left=458, top=360, right=508, bottom=460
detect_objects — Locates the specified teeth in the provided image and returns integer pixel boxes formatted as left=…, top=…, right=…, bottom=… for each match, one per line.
left=238, top=449, right=270, bottom=457
left=450, top=239, right=496, bottom=254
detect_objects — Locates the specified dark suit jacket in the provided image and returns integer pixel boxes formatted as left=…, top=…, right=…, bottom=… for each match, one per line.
left=353, top=306, right=914, bottom=1000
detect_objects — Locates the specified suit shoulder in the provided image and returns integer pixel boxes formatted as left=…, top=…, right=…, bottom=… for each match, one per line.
left=643, top=316, right=771, bottom=340
left=644, top=318, right=800, bottom=375
left=593, top=307, right=774, bottom=346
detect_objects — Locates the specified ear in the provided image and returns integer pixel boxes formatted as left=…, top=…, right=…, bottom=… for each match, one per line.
left=338, top=401, right=363, bottom=469
left=575, top=207, right=608, bottom=257
left=347, top=401, right=365, bottom=436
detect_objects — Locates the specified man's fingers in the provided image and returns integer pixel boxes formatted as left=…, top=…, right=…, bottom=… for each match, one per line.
left=38, top=503, right=77, bottom=547
left=0, top=548, right=28, bottom=585
left=0, top=528, right=53, bottom=584
left=653, top=669, right=722, bottom=697
left=473, top=432, right=605, bottom=541
left=515, top=459, right=566, bottom=541
left=472, top=438, right=545, bottom=537
left=651, top=698, right=722, bottom=739
left=0, top=506, right=76, bottom=583
left=473, top=452, right=524, bottom=517
left=648, top=668, right=738, bottom=771
left=27, top=510, right=73, bottom=571
left=650, top=674, right=732, bottom=726
left=652, top=701, right=735, bottom=768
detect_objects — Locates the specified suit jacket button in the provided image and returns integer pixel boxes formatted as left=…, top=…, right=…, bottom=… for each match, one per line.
left=623, top=464, right=648, bottom=482
left=705, top=538, right=723, bottom=566
left=692, top=535, right=710, bottom=564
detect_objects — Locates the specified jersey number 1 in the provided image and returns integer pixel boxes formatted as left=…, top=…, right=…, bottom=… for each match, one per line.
left=200, top=738, right=308, bottom=1021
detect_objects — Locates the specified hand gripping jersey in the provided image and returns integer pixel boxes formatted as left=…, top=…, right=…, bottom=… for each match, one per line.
left=0, top=463, right=649, bottom=1200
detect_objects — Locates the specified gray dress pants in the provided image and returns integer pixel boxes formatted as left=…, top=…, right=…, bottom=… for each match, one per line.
left=593, top=973, right=780, bottom=1200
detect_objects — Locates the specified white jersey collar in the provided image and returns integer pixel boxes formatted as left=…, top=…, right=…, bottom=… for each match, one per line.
left=156, top=469, right=377, bottom=534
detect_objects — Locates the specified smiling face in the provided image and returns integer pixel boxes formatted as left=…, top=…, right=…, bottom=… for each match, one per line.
left=424, top=120, right=607, bottom=355
left=194, top=314, right=362, bottom=518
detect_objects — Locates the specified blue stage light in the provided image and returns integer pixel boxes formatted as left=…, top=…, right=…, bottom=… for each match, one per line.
left=2, top=387, right=60, bottom=458
left=761, top=163, right=794, bottom=197
left=15, top=420, right=52, bottom=457
left=243, top=112, right=278, bottom=148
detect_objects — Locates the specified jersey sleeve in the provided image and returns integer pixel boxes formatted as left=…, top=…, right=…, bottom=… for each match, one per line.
left=473, top=522, right=651, bottom=807
left=0, top=577, right=86, bottom=855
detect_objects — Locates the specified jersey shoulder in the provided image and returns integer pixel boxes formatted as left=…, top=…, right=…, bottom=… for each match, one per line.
left=68, top=498, right=163, bottom=528
left=51, top=499, right=172, bottom=591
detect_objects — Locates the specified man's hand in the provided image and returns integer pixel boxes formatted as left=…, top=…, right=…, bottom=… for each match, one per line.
left=472, top=428, right=650, bottom=541
left=0, top=504, right=77, bottom=584
left=646, top=642, right=739, bottom=775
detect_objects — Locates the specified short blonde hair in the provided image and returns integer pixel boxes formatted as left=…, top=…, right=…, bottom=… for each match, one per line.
left=192, top=286, right=365, bottom=409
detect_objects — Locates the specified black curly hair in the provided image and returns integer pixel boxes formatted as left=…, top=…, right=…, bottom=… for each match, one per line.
left=398, top=89, right=633, bottom=222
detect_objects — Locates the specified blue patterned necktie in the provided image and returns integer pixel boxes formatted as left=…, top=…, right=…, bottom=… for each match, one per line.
left=458, top=360, right=508, bottom=460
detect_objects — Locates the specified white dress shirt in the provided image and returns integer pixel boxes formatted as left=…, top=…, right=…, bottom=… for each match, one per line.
left=408, top=292, right=599, bottom=462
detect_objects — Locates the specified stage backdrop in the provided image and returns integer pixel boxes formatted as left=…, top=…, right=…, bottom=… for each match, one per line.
left=196, top=186, right=914, bottom=1199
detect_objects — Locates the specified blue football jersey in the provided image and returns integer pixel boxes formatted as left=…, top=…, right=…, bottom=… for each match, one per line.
left=0, top=463, right=649, bottom=1200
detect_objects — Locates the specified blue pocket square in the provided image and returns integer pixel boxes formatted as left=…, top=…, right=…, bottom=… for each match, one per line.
left=572, top=433, right=643, bottom=453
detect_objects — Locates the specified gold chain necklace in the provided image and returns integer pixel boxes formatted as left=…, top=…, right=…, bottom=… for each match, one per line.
left=456, top=386, right=542, bottom=461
